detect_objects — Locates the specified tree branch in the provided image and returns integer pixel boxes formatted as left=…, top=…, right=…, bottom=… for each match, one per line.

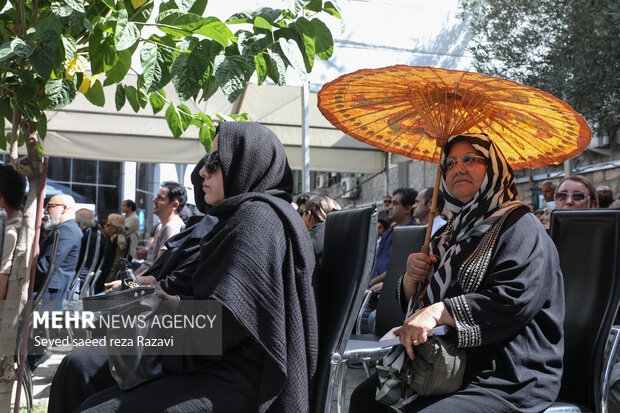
left=10, top=104, right=32, bottom=177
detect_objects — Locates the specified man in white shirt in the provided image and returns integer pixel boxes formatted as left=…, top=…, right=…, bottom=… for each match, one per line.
left=0, top=165, right=26, bottom=300
left=135, top=182, right=186, bottom=276
left=121, top=199, right=140, bottom=259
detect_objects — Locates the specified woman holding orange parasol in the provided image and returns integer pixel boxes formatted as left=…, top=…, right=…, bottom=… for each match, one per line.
left=349, top=133, right=564, bottom=412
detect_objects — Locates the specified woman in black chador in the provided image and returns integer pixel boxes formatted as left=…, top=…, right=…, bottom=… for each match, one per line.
left=350, top=134, right=564, bottom=412
left=49, top=122, right=317, bottom=412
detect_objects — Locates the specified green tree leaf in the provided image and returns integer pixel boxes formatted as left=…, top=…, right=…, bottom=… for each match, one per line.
left=115, top=84, right=126, bottom=111
left=104, top=48, right=133, bottom=86
left=199, top=122, right=215, bottom=151
left=51, top=2, right=74, bottom=18
left=115, top=9, right=140, bottom=51
left=265, top=48, right=287, bottom=85
left=291, top=19, right=316, bottom=71
left=0, top=41, right=15, bottom=63
left=323, top=1, right=342, bottom=19
left=305, top=0, right=322, bottom=12
left=200, top=76, right=219, bottom=102
left=149, top=89, right=166, bottom=114
left=90, top=31, right=118, bottom=73
left=278, top=37, right=307, bottom=81
left=310, top=18, right=333, bottom=60
left=11, top=38, right=35, bottom=58
left=140, top=43, right=172, bottom=93
left=84, top=79, right=105, bottom=106
left=254, top=53, right=267, bottom=85
left=254, top=16, right=273, bottom=31
left=213, top=55, right=253, bottom=102
left=189, top=0, right=208, bottom=15
left=66, top=0, right=86, bottom=13
left=177, top=104, right=193, bottom=131
left=157, top=11, right=234, bottom=47
left=45, top=78, right=77, bottom=109
left=61, top=35, right=78, bottom=61
left=170, top=50, right=210, bottom=101
left=165, top=104, right=183, bottom=138
left=124, top=85, right=140, bottom=112
left=37, top=114, right=47, bottom=140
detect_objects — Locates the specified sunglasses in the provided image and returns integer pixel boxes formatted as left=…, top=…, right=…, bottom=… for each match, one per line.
left=440, top=153, right=486, bottom=174
left=555, top=191, right=589, bottom=203
left=201, top=150, right=220, bottom=174
left=383, top=199, right=391, bottom=204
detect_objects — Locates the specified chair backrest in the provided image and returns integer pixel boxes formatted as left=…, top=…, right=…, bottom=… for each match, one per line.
left=550, top=209, right=620, bottom=410
left=80, top=228, right=109, bottom=298
left=374, top=225, right=427, bottom=337
left=312, top=206, right=377, bottom=413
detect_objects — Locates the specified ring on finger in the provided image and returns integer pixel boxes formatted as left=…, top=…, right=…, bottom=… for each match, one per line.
left=412, top=339, right=419, bottom=345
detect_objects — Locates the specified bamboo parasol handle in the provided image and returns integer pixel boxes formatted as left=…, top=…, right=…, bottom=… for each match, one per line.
left=421, top=154, right=444, bottom=255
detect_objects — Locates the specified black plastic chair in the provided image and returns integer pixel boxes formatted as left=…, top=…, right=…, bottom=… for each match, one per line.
left=311, top=206, right=377, bottom=413
left=545, top=209, right=620, bottom=413
left=339, top=225, right=427, bottom=401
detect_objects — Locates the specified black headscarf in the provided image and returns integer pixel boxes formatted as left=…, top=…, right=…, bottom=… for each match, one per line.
left=193, top=122, right=316, bottom=412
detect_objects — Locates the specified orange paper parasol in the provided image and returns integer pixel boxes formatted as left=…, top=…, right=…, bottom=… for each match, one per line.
left=318, top=65, right=591, bottom=252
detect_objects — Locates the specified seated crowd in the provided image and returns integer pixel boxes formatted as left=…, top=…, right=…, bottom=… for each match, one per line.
left=2, top=123, right=620, bottom=412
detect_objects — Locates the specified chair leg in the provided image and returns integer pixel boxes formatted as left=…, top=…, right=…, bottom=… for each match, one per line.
left=362, top=361, right=371, bottom=378
left=336, top=362, right=348, bottom=413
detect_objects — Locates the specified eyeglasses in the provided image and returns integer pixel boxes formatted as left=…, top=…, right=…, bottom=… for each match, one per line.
left=440, top=153, right=486, bottom=174
left=45, top=203, right=65, bottom=211
left=555, top=191, right=589, bottom=203
left=201, top=150, right=220, bottom=174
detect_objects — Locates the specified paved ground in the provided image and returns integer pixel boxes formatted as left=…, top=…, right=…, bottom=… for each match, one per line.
left=13, top=349, right=371, bottom=412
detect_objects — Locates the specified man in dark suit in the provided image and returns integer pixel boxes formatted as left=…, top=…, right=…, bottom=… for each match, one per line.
left=35, top=194, right=83, bottom=302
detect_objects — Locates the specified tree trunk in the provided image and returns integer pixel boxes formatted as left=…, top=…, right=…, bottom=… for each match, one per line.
left=0, top=117, right=42, bottom=411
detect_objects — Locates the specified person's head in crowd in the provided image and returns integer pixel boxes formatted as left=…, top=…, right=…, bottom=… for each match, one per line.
left=382, top=195, right=392, bottom=209
left=527, top=202, right=537, bottom=212
left=0, top=164, right=26, bottom=219
left=389, top=187, right=417, bottom=226
left=541, top=180, right=557, bottom=203
left=596, top=185, right=613, bottom=208
left=301, top=194, right=341, bottom=230
left=121, top=199, right=136, bottom=216
left=153, top=181, right=186, bottom=220
left=44, top=194, right=77, bottom=230
left=104, top=213, right=125, bottom=237
left=413, top=186, right=445, bottom=225
left=75, top=208, right=97, bottom=230
left=610, top=200, right=620, bottom=210
left=377, top=217, right=390, bottom=237
left=555, top=175, right=598, bottom=209
left=295, top=191, right=319, bottom=217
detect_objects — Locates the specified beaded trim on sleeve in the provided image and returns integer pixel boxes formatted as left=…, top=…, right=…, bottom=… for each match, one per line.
left=448, top=295, right=482, bottom=347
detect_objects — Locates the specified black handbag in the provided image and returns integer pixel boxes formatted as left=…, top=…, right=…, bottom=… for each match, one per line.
left=83, top=259, right=165, bottom=390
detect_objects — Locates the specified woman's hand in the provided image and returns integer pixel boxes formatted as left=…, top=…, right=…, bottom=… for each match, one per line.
left=104, top=280, right=122, bottom=294
left=402, top=252, right=438, bottom=301
left=396, top=302, right=453, bottom=360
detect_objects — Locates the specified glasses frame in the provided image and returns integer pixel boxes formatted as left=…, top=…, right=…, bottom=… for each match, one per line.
left=202, top=150, right=221, bottom=174
left=45, top=203, right=65, bottom=211
left=440, top=153, right=487, bottom=175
